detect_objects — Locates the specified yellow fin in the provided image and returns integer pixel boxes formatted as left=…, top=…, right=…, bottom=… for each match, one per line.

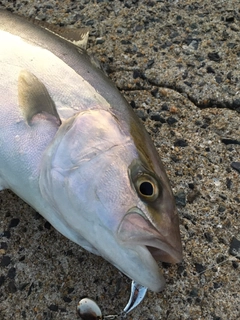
left=18, top=70, right=61, bottom=125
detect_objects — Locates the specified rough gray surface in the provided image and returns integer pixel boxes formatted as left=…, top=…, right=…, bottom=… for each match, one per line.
left=0, top=1, right=239, bottom=320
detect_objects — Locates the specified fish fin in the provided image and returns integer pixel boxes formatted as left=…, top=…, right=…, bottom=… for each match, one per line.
left=48, top=25, right=89, bottom=50
left=89, top=53, right=103, bottom=70
left=87, top=53, right=109, bottom=76
left=18, top=70, right=61, bottom=125
left=26, top=17, right=89, bottom=50
left=76, top=237, right=101, bottom=256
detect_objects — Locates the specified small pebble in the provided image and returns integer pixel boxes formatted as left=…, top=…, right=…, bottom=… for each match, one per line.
left=231, top=162, right=240, bottom=173
left=229, top=237, right=240, bottom=258
left=175, top=191, right=187, bottom=207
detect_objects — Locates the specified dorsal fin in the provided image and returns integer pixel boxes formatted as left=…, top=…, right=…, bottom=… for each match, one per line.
left=18, top=70, right=61, bottom=125
left=26, top=17, right=89, bottom=50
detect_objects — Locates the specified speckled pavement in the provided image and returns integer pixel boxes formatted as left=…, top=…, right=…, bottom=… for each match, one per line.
left=0, top=1, right=239, bottom=320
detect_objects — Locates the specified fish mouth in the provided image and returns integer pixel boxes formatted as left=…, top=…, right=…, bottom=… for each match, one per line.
left=117, top=207, right=183, bottom=265
left=146, top=244, right=182, bottom=264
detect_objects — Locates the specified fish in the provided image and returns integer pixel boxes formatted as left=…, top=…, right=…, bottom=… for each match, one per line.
left=0, top=10, right=182, bottom=292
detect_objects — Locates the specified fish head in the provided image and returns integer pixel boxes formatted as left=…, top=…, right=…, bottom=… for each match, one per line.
left=39, top=108, right=182, bottom=292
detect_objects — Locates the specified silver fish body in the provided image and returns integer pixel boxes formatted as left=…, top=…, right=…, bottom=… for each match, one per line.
left=0, top=10, right=182, bottom=292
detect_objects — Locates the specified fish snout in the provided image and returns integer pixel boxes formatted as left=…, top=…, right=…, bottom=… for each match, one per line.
left=117, top=207, right=183, bottom=265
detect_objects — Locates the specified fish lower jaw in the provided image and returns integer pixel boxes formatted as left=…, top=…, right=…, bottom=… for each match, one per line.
left=126, top=235, right=183, bottom=265
left=146, top=244, right=182, bottom=264
left=128, top=244, right=181, bottom=291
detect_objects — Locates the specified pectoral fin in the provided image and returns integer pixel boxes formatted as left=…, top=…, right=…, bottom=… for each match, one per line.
left=18, top=70, right=61, bottom=125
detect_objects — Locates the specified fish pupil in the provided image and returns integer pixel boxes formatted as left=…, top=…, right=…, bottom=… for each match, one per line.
left=139, top=181, right=153, bottom=196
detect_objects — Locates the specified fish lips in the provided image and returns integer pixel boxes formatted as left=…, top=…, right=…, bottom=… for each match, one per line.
left=117, top=207, right=183, bottom=265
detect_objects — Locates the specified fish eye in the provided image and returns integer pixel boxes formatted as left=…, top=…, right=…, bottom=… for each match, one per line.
left=128, top=159, right=160, bottom=203
left=139, top=181, right=154, bottom=196
left=136, top=175, right=159, bottom=202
